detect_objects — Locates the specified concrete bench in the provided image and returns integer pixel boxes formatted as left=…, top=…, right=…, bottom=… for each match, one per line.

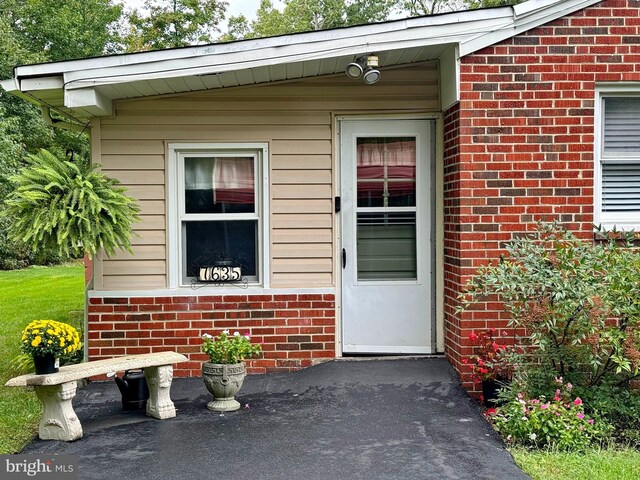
left=5, top=351, right=187, bottom=442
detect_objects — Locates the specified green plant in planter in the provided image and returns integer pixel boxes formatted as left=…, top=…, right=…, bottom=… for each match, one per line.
left=457, top=222, right=640, bottom=394
left=202, top=330, right=262, bottom=364
left=20, top=319, right=82, bottom=358
left=2, top=149, right=140, bottom=258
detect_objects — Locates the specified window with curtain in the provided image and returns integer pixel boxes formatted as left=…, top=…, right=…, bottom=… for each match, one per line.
left=355, top=137, right=418, bottom=280
left=181, top=154, right=259, bottom=282
left=598, top=96, right=640, bottom=227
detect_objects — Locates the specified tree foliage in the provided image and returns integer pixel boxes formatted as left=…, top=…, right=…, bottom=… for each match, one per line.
left=223, top=0, right=524, bottom=41
left=124, top=0, right=228, bottom=51
left=0, top=0, right=122, bottom=268
left=224, top=0, right=397, bottom=40
left=7, top=0, right=123, bottom=61
left=3, top=149, right=140, bottom=259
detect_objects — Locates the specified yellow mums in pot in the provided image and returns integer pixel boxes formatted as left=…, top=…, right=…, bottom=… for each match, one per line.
left=20, top=320, right=81, bottom=358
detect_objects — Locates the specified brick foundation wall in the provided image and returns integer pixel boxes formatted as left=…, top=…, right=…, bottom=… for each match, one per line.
left=87, top=293, right=336, bottom=377
left=444, top=0, right=640, bottom=391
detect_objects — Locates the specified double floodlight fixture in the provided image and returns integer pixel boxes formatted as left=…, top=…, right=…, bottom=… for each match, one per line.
left=345, top=54, right=381, bottom=85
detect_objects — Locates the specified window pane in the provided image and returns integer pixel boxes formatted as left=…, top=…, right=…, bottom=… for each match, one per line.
left=357, top=212, right=417, bottom=280
left=185, top=157, right=255, bottom=213
left=356, top=137, right=416, bottom=208
left=602, top=163, right=640, bottom=212
left=185, top=220, right=257, bottom=279
left=604, top=98, right=640, bottom=153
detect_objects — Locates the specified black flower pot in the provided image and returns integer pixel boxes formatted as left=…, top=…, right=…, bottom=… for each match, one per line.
left=33, top=354, right=59, bottom=374
left=481, top=378, right=506, bottom=407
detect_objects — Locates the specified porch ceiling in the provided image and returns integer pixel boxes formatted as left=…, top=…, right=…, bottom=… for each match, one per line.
left=0, top=0, right=601, bottom=123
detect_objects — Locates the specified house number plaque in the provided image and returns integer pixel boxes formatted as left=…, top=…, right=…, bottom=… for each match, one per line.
left=198, top=266, right=242, bottom=282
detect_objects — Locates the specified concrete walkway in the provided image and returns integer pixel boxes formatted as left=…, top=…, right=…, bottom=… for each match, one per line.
left=23, top=358, right=529, bottom=480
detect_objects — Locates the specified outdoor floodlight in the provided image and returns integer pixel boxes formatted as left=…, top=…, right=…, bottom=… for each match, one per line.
left=345, top=54, right=381, bottom=84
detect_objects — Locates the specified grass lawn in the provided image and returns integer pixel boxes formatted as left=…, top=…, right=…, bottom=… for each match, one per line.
left=512, top=447, right=640, bottom=480
left=0, top=263, right=84, bottom=454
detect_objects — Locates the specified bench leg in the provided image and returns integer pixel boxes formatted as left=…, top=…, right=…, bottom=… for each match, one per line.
left=35, top=381, right=83, bottom=441
left=144, top=365, right=176, bottom=419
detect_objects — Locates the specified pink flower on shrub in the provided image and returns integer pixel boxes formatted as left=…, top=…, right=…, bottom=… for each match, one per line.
left=588, top=419, right=594, bottom=425
left=577, top=412, right=584, bottom=420
left=573, top=397, right=582, bottom=406
left=540, top=403, right=550, bottom=410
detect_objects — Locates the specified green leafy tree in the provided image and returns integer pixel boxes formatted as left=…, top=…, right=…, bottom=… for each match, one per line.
left=399, top=0, right=522, bottom=15
left=124, top=0, right=228, bottom=51
left=0, top=0, right=124, bottom=268
left=11, top=0, right=123, bottom=61
left=225, top=0, right=396, bottom=40
left=2, top=149, right=140, bottom=258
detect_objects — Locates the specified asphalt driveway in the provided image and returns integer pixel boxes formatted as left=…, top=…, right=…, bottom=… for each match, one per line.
left=23, top=358, right=529, bottom=480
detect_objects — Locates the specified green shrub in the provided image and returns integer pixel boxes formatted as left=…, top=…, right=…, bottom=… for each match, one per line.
left=458, top=222, right=640, bottom=393
left=490, top=380, right=608, bottom=451
left=578, top=385, right=640, bottom=448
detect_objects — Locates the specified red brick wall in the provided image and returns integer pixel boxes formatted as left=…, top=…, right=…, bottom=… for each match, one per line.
left=87, top=293, right=336, bottom=377
left=444, top=0, right=640, bottom=390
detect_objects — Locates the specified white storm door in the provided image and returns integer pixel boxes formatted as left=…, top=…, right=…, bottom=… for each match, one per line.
left=340, top=119, right=433, bottom=354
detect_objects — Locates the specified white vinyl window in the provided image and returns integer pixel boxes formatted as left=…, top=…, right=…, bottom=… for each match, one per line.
left=595, top=90, right=640, bottom=229
left=168, top=144, right=269, bottom=287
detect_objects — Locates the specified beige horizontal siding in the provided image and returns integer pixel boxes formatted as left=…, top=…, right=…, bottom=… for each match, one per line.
left=95, top=62, right=439, bottom=290
left=108, top=245, right=166, bottom=261
left=130, top=230, right=165, bottom=245
left=102, top=275, right=167, bottom=290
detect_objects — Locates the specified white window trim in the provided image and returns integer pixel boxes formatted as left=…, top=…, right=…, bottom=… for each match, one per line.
left=167, top=143, right=270, bottom=289
left=594, top=85, right=640, bottom=231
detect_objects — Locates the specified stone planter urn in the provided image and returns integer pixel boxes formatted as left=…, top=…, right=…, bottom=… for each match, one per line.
left=202, top=362, right=246, bottom=412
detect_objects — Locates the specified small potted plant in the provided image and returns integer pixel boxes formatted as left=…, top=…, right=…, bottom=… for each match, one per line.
left=463, top=329, right=512, bottom=406
left=201, top=330, right=262, bottom=412
left=20, top=320, right=82, bottom=374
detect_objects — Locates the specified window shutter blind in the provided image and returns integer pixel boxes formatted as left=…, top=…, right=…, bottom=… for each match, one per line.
left=602, top=98, right=640, bottom=213
left=602, top=163, right=640, bottom=211
left=603, top=97, right=640, bottom=153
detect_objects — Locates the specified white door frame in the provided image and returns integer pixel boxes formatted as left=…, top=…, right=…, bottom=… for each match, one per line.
left=337, top=116, right=437, bottom=354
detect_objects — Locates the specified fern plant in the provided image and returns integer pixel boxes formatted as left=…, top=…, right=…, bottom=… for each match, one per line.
left=2, top=149, right=140, bottom=258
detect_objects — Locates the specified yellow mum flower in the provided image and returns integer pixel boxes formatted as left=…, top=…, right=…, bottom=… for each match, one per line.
left=60, top=339, right=66, bottom=347
left=47, top=329, right=55, bottom=335
left=48, top=340, right=53, bottom=344
left=31, top=336, right=41, bottom=347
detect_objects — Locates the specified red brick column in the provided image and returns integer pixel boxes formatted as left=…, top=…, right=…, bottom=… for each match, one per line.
left=444, top=0, right=640, bottom=391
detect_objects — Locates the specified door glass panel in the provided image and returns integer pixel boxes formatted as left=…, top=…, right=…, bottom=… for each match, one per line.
left=355, top=136, right=418, bottom=281
left=357, top=212, right=417, bottom=280
left=356, top=137, right=416, bottom=208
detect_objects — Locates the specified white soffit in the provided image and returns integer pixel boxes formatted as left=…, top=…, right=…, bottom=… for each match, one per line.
left=1, top=0, right=603, bottom=119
